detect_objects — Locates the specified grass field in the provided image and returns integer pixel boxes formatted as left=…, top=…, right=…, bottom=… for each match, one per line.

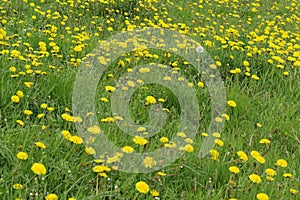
left=0, top=0, right=299, bottom=199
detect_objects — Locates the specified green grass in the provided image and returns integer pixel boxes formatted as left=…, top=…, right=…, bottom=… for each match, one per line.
left=0, top=0, right=299, bottom=199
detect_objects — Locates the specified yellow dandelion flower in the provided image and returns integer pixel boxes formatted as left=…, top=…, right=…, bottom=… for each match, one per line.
left=235, top=68, right=241, bottom=73
left=16, top=90, right=24, bottom=98
left=178, top=77, right=185, bottom=81
left=214, top=139, right=224, bottom=147
left=146, top=96, right=156, bottom=104
left=143, top=156, right=156, bottom=168
left=294, top=61, right=300, bottom=67
left=243, top=61, right=250, bottom=67
left=85, top=147, right=96, bottom=155
left=255, top=156, right=266, bottom=164
left=61, top=113, right=74, bottom=122
left=275, top=159, right=288, bottom=167
left=16, top=152, right=28, bottom=160
left=197, top=81, right=204, bottom=88
left=177, top=132, right=186, bottom=138
left=201, top=132, right=208, bottom=137
left=45, top=193, right=58, bottom=200
left=9, top=66, right=17, bottom=72
left=265, top=168, right=276, bottom=176
left=237, top=151, right=248, bottom=161
left=133, top=136, right=148, bottom=145
left=122, top=146, right=134, bottom=153
left=150, top=190, right=159, bottom=197
left=93, top=159, right=104, bottom=164
left=251, top=8, right=258, bottom=12
left=24, top=82, right=33, bottom=88
left=98, top=56, right=109, bottom=65
left=105, top=85, right=115, bottom=92
left=127, top=80, right=135, bottom=87
left=135, top=181, right=150, bottom=194
left=93, top=165, right=111, bottom=173
left=23, top=110, right=33, bottom=116
left=47, top=107, right=55, bottom=111
left=221, top=113, right=230, bottom=121
left=106, top=155, right=120, bottom=164
left=87, top=126, right=101, bottom=134
left=162, top=108, right=169, bottom=112
left=158, top=98, right=165, bottom=102
left=11, top=50, right=21, bottom=57
left=182, top=144, right=194, bottom=152
left=251, top=74, right=260, bottom=80
left=164, top=76, right=171, bottom=81
left=16, top=120, right=24, bottom=126
left=100, top=97, right=109, bottom=102
left=13, top=183, right=23, bottom=190
left=73, top=116, right=82, bottom=123
left=74, top=45, right=83, bottom=52
left=259, top=139, right=271, bottom=144
left=185, top=138, right=193, bottom=144
left=70, top=136, right=83, bottom=144
left=256, top=123, right=262, bottom=128
left=212, top=132, right=221, bottom=138
left=209, top=149, right=219, bottom=161
left=37, top=113, right=44, bottom=119
left=215, top=117, right=223, bottom=123
left=160, top=137, right=169, bottom=143
left=290, top=188, right=298, bottom=195
left=11, top=95, right=20, bottom=103
left=249, top=174, right=262, bottom=184
left=229, top=69, right=237, bottom=74
left=250, top=150, right=261, bottom=158
left=101, top=117, right=115, bottom=123
left=256, top=193, right=269, bottom=200
left=157, top=171, right=166, bottom=176
left=139, top=67, right=150, bottom=73
left=118, top=60, right=125, bottom=67
left=35, top=142, right=46, bottom=149
left=137, top=127, right=146, bottom=132
left=122, top=86, right=128, bottom=91
left=283, top=173, right=292, bottom=178
left=227, top=100, right=237, bottom=107
left=99, top=172, right=108, bottom=178
left=229, top=166, right=240, bottom=174
left=31, top=163, right=46, bottom=175
left=164, top=142, right=177, bottom=148
left=111, top=116, right=122, bottom=122
left=215, top=62, right=221, bottom=67
left=61, top=130, right=72, bottom=140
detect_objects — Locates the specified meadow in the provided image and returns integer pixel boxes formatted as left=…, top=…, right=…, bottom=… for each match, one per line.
left=0, top=0, right=299, bottom=199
